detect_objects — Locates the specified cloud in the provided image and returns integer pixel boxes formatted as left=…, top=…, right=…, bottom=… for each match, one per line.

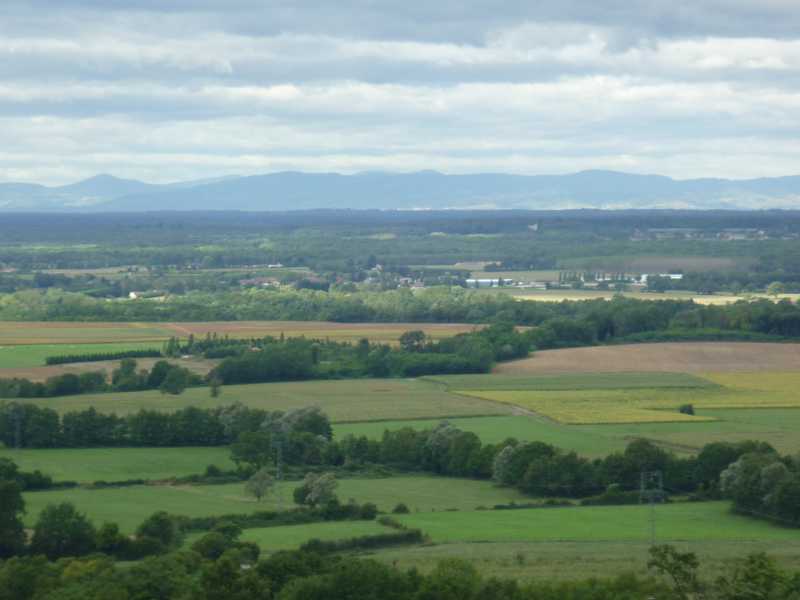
left=0, top=1, right=799, bottom=185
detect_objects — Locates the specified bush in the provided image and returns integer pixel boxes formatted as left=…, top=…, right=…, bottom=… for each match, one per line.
left=392, top=502, right=410, bottom=514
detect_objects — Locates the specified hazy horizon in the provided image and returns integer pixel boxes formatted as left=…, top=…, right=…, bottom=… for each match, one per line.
left=2, top=1, right=800, bottom=187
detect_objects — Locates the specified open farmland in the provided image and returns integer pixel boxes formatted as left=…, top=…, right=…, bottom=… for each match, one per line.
left=238, top=521, right=393, bottom=551
left=487, top=288, right=800, bottom=304
left=0, top=355, right=218, bottom=382
left=336, top=415, right=630, bottom=456
left=372, top=539, right=800, bottom=581
left=0, top=342, right=161, bottom=369
left=0, top=320, right=480, bottom=345
left=427, top=371, right=716, bottom=391
left=557, top=255, right=754, bottom=273
left=397, top=502, right=798, bottom=544
left=458, top=371, right=800, bottom=424
left=495, top=342, right=800, bottom=374
left=0, top=447, right=235, bottom=482
left=22, top=476, right=530, bottom=531
left=15, top=378, right=513, bottom=421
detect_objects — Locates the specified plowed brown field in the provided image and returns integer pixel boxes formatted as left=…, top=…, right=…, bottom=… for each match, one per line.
left=493, top=342, right=800, bottom=374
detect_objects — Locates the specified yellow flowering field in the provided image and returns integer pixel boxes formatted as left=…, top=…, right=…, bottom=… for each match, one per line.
left=458, top=371, right=800, bottom=424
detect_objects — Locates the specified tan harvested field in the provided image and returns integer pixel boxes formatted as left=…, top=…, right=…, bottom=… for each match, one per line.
left=495, top=289, right=800, bottom=305
left=558, top=255, right=755, bottom=273
left=0, top=356, right=218, bottom=382
left=494, top=342, right=800, bottom=374
left=0, top=320, right=479, bottom=345
left=164, top=321, right=480, bottom=343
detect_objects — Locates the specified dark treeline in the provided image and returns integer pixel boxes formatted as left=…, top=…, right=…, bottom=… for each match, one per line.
left=0, top=402, right=265, bottom=448
left=4, top=289, right=800, bottom=346
left=722, top=450, right=800, bottom=527
left=0, top=325, right=529, bottom=404
left=45, top=348, right=162, bottom=365
left=0, top=359, right=201, bottom=400
left=1, top=541, right=798, bottom=600
left=210, top=324, right=530, bottom=384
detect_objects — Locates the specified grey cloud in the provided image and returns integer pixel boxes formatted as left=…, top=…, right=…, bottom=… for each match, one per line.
left=0, top=1, right=799, bottom=185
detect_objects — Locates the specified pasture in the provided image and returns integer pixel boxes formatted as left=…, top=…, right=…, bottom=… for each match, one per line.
left=0, top=342, right=161, bottom=369
left=14, top=378, right=511, bottom=422
left=239, top=521, right=393, bottom=551
left=458, top=371, right=800, bottom=424
left=427, top=371, right=715, bottom=391
left=335, top=416, right=629, bottom=457
left=0, top=320, right=479, bottom=346
left=396, top=502, right=798, bottom=544
left=372, top=539, right=800, bottom=581
left=494, top=342, right=800, bottom=373
left=0, top=447, right=234, bottom=482
left=22, top=476, right=530, bottom=531
left=0, top=355, right=217, bottom=382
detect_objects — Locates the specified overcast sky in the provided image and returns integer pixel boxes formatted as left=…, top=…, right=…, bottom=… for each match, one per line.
left=2, top=0, right=800, bottom=185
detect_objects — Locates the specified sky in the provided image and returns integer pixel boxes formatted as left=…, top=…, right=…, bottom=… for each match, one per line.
left=2, top=0, right=800, bottom=185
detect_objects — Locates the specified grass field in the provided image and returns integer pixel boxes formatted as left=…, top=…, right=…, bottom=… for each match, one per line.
left=335, top=416, right=630, bottom=457
left=0, top=342, right=161, bottom=369
left=370, top=539, right=800, bottom=581
left=22, top=476, right=529, bottom=531
left=426, top=372, right=716, bottom=391
left=495, top=342, right=800, bottom=374
left=0, top=355, right=218, bottom=382
left=239, top=521, right=393, bottom=551
left=0, top=321, right=479, bottom=345
left=16, top=378, right=511, bottom=421
left=396, top=502, right=797, bottom=544
left=458, top=372, right=800, bottom=424
left=0, top=447, right=234, bottom=482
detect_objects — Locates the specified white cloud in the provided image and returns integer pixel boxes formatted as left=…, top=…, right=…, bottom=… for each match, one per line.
left=0, top=2, right=799, bottom=185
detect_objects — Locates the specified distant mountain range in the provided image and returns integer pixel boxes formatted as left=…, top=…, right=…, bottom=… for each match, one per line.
left=2, top=170, right=800, bottom=211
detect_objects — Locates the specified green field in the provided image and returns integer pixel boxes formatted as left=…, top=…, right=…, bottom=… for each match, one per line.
left=335, top=416, right=629, bottom=457
left=370, top=539, right=800, bottom=581
left=426, top=372, right=716, bottom=391
left=239, top=521, right=395, bottom=551
left=22, top=476, right=529, bottom=531
left=396, top=502, right=797, bottom=544
left=0, top=447, right=234, bottom=482
left=186, top=520, right=393, bottom=553
left=456, top=371, right=800, bottom=424
left=0, top=342, right=161, bottom=369
left=15, top=378, right=511, bottom=422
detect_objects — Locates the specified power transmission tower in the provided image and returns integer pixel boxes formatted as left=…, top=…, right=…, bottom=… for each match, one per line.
left=271, top=423, right=286, bottom=511
left=640, top=470, right=664, bottom=547
left=14, top=404, right=23, bottom=451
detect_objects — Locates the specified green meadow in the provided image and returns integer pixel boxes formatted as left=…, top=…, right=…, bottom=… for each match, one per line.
left=0, top=446, right=234, bottom=482
left=0, top=342, right=162, bottom=369
left=14, top=378, right=511, bottom=422
left=22, top=476, right=529, bottom=531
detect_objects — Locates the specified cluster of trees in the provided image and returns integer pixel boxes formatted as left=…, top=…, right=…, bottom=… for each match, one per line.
left=45, top=348, right=161, bottom=365
left=0, top=403, right=330, bottom=450
left=721, top=448, right=800, bottom=526
left=337, top=424, right=772, bottom=500
left=210, top=323, right=531, bottom=385
left=227, top=415, right=775, bottom=507
left=0, top=459, right=187, bottom=562
left=1, top=541, right=798, bottom=600
left=0, top=359, right=201, bottom=401
left=5, top=286, right=800, bottom=347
